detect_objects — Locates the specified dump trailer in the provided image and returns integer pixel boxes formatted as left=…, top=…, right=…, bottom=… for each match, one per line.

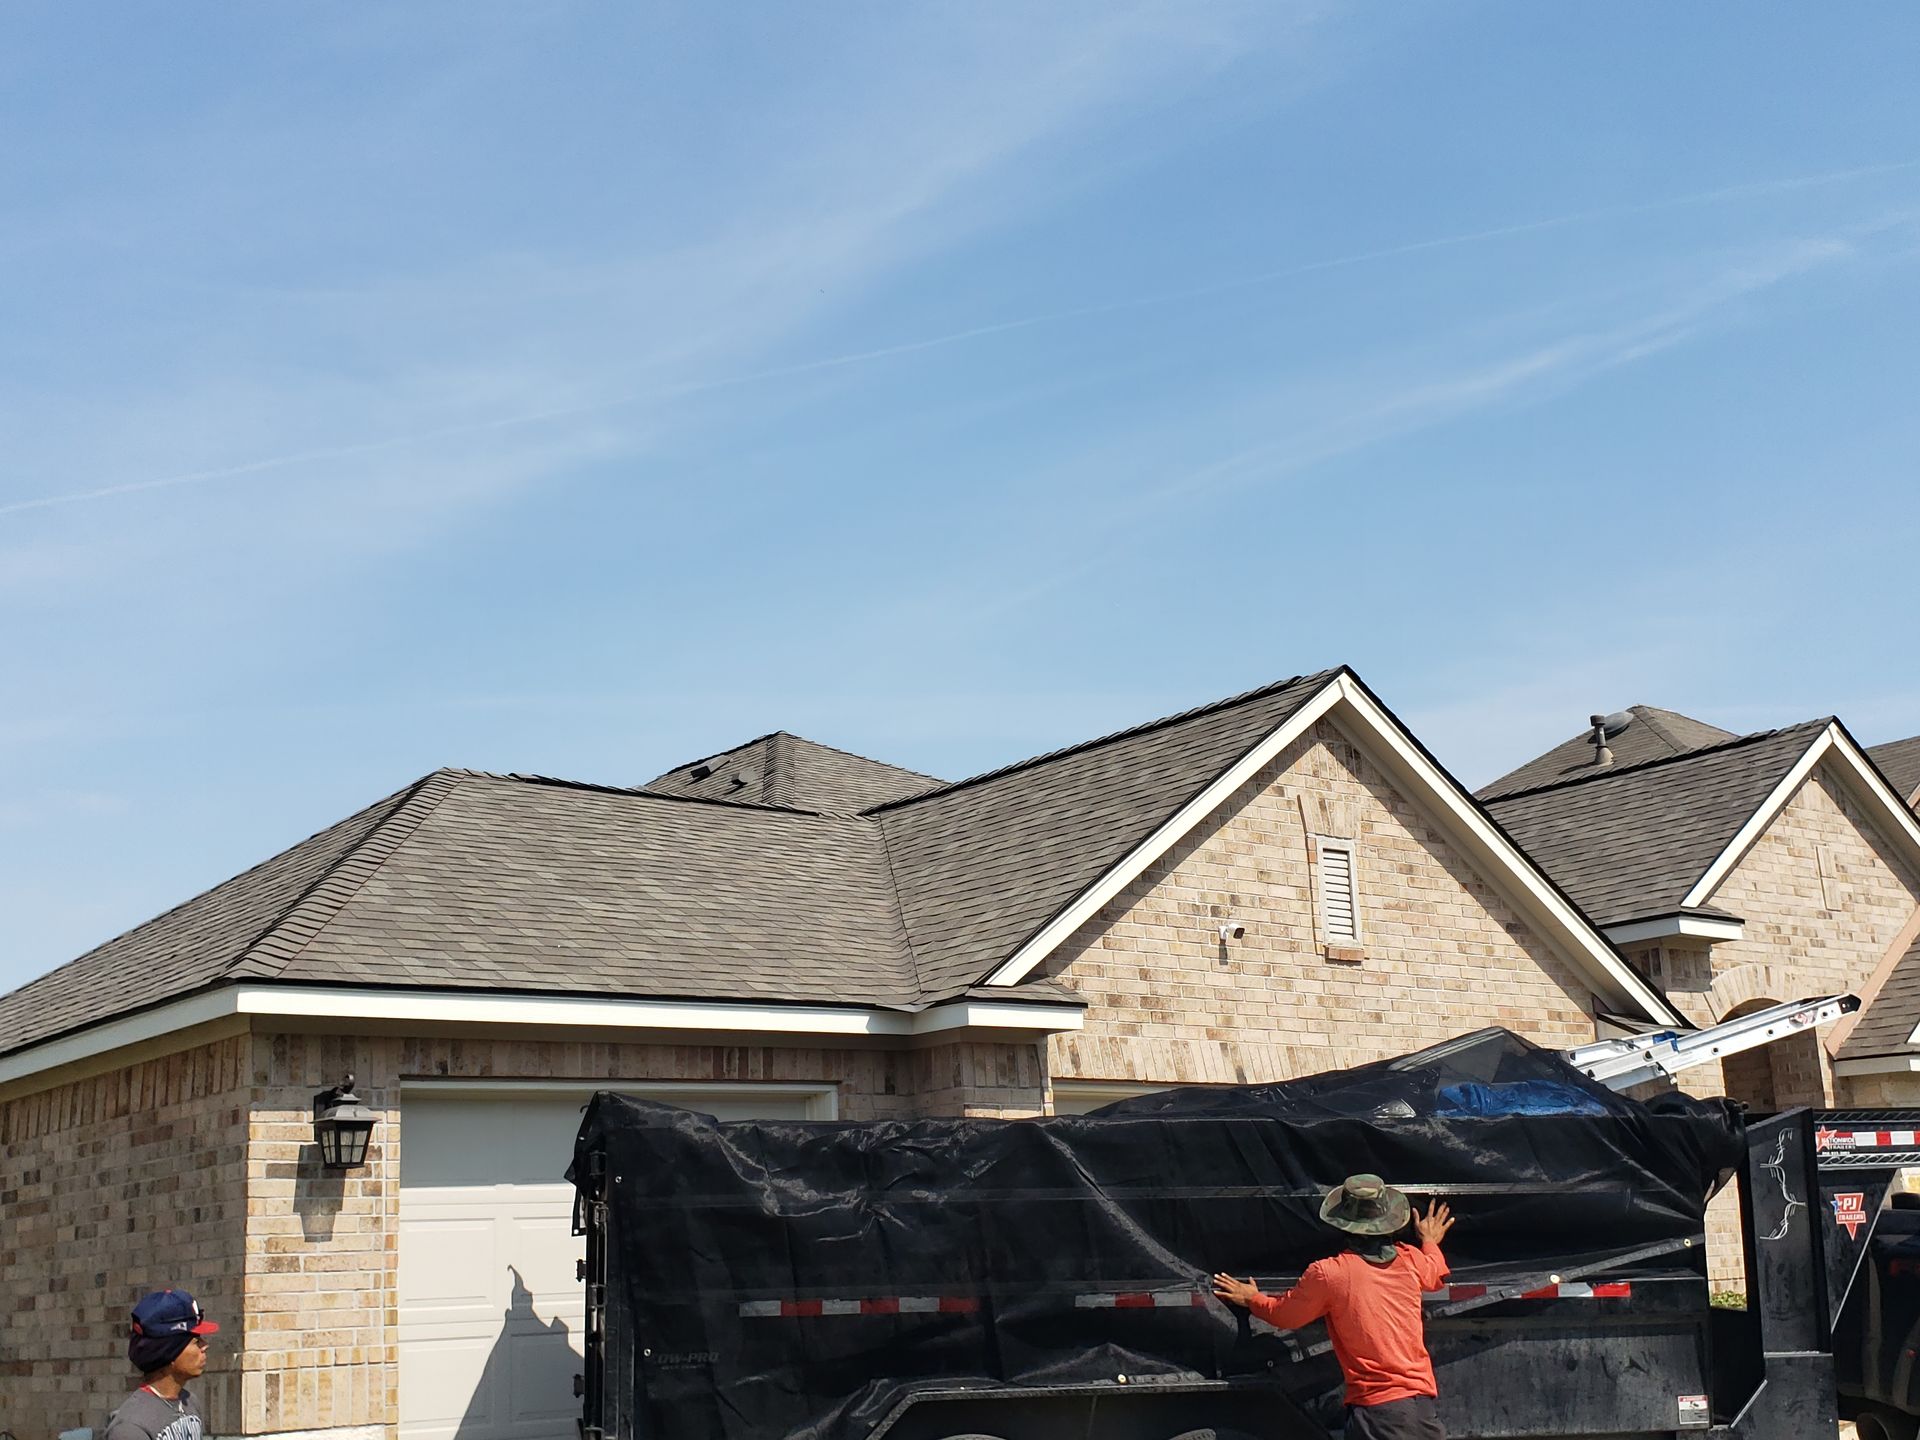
left=569, top=1000, right=1910, bottom=1440
left=1826, top=1120, right=1920, bottom=1440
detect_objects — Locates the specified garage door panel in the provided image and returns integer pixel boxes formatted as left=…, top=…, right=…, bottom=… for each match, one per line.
left=398, top=1334, right=500, bottom=1424
left=399, top=1086, right=820, bottom=1440
left=508, top=1329, right=586, bottom=1421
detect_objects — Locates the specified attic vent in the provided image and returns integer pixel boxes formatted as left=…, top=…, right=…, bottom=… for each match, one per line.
left=689, top=764, right=713, bottom=781
left=1316, top=839, right=1361, bottom=945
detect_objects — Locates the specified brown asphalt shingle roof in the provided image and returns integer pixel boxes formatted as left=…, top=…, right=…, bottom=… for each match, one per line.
left=646, top=732, right=941, bottom=811
left=0, top=673, right=1343, bottom=1060
left=1871, top=736, right=1920, bottom=807
left=876, top=671, right=1337, bottom=997
left=1482, top=721, right=1831, bottom=928
left=1841, top=927, right=1920, bottom=1060
left=1478, top=706, right=1738, bottom=802
left=0, top=776, right=430, bottom=1058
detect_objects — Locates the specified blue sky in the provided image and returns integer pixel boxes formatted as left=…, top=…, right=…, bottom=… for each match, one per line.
left=3, top=4, right=1917, bottom=995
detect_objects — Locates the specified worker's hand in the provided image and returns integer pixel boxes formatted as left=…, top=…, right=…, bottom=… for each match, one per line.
left=1414, top=1199, right=1454, bottom=1247
left=1212, top=1272, right=1264, bottom=1308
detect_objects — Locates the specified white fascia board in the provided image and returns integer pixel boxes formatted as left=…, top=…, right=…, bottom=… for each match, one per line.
left=1603, top=914, right=1747, bottom=945
left=1683, top=727, right=1920, bottom=910
left=984, top=673, right=1681, bottom=1026
left=1834, top=1054, right=1920, bottom=1078
left=1682, top=728, right=1834, bottom=909
left=907, top=1001, right=1085, bottom=1036
left=0, top=985, right=1083, bottom=1088
left=984, top=677, right=1346, bottom=987
left=0, top=988, right=243, bottom=1087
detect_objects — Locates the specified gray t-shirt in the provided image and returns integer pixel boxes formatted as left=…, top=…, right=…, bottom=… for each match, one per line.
left=104, top=1386, right=203, bottom=1440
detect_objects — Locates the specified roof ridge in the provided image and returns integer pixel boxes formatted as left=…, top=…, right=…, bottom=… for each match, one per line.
left=1487, top=717, right=1835, bottom=804
left=862, top=668, right=1340, bottom=814
left=776, top=731, right=943, bottom=785
left=0, top=773, right=438, bottom=1011
left=766, top=730, right=794, bottom=808
left=1630, top=705, right=1692, bottom=754
left=477, top=768, right=832, bottom=816
left=227, top=769, right=468, bottom=982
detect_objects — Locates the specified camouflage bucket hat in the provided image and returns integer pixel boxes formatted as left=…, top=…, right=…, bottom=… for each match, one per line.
left=1319, top=1173, right=1411, bottom=1237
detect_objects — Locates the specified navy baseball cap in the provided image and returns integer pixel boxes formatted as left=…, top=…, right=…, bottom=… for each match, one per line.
left=131, top=1289, right=219, bottom=1339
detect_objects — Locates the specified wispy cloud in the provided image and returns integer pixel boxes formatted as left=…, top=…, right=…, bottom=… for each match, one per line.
left=4, top=158, right=1910, bottom=523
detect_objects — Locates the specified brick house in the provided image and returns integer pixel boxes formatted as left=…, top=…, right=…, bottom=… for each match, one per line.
left=0, top=667, right=1680, bottom=1440
left=1480, top=708, right=1920, bottom=1109
left=1481, top=708, right=1920, bottom=1284
left=1870, top=734, right=1920, bottom=812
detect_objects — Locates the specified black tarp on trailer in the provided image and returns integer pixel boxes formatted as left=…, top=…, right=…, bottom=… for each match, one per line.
left=569, top=1029, right=1745, bottom=1440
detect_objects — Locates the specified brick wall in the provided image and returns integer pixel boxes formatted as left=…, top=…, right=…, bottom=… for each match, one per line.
left=0, top=1035, right=251, bottom=1440
left=1625, top=765, right=1920, bottom=1290
left=1703, top=763, right=1920, bottom=1106
left=1044, top=719, right=1601, bottom=1088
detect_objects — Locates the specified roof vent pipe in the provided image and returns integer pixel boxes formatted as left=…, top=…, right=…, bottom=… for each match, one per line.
left=1589, top=714, right=1614, bottom=768
left=1586, top=711, right=1634, bottom=768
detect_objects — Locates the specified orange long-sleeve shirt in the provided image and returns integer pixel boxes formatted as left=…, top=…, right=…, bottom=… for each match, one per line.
left=1247, top=1240, right=1450, bottom=1407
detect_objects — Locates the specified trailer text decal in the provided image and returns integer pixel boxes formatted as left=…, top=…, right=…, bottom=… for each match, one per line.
left=1831, top=1192, right=1868, bottom=1239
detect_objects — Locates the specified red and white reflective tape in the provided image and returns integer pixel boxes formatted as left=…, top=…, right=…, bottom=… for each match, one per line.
left=1075, top=1290, right=1208, bottom=1310
left=1440, top=1282, right=1630, bottom=1301
left=741, top=1282, right=1632, bottom=1317
left=1818, top=1127, right=1920, bottom=1151
left=739, top=1296, right=979, bottom=1318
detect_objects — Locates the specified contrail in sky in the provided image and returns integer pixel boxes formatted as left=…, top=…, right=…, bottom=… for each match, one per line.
left=3, top=156, right=1913, bottom=521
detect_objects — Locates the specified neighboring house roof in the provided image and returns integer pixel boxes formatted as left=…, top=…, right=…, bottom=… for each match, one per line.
left=646, top=731, right=942, bottom=811
left=0, top=666, right=1683, bottom=1075
left=1870, top=735, right=1920, bottom=807
left=1837, top=925, right=1920, bottom=1062
left=1478, top=706, right=1737, bottom=802
left=1483, top=722, right=1831, bottom=929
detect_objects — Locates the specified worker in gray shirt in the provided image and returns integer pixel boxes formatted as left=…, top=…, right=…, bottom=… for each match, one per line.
left=104, top=1290, right=218, bottom=1440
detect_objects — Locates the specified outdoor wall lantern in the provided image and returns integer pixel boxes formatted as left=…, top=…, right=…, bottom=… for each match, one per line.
left=312, top=1073, right=379, bottom=1170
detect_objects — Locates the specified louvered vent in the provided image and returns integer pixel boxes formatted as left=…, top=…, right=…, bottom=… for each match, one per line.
left=1318, top=841, right=1360, bottom=944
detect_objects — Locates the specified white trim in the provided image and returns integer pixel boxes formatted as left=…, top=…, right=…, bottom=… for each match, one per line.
left=0, top=985, right=1083, bottom=1088
left=1051, top=1080, right=1169, bottom=1116
left=985, top=679, right=1346, bottom=986
left=985, top=673, right=1682, bottom=1025
left=1603, top=913, right=1746, bottom=945
left=0, top=989, right=241, bottom=1087
left=1682, top=728, right=1831, bottom=908
left=1682, top=725, right=1920, bottom=910
left=1834, top=1055, right=1920, bottom=1078
left=400, top=1076, right=841, bottom=1118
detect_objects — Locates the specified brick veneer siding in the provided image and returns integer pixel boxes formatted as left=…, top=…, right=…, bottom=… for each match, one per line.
left=1623, top=764, right=1920, bottom=1291
left=1044, top=719, right=1602, bottom=1088
left=3, top=1025, right=1049, bottom=1440
left=0, top=1035, right=251, bottom=1440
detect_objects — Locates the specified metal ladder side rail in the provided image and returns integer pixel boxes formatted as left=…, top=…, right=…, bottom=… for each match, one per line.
left=1561, top=992, right=1858, bottom=1092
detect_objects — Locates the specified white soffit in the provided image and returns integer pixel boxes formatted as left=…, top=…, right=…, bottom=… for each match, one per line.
left=0, top=985, right=1083, bottom=1087
left=1603, top=913, right=1746, bottom=945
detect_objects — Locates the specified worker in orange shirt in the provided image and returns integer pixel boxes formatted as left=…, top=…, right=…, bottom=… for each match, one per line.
left=1214, top=1175, right=1455, bottom=1440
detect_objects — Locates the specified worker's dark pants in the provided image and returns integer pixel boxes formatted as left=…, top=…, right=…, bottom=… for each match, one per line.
left=1344, top=1394, right=1445, bottom=1440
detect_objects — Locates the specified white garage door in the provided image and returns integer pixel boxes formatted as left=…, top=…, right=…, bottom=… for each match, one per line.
left=398, top=1084, right=829, bottom=1440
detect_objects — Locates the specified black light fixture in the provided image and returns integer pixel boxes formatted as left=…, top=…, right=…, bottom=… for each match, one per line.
left=312, top=1073, right=378, bottom=1170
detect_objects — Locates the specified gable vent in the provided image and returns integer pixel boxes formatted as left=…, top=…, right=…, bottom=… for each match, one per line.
left=1317, top=840, right=1361, bottom=944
